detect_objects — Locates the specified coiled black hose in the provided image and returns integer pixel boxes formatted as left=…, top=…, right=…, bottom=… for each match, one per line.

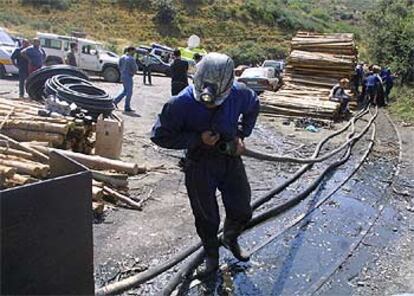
left=44, top=74, right=114, bottom=119
left=25, top=65, right=89, bottom=101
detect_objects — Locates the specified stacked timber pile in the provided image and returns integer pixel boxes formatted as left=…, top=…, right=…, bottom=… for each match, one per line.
left=0, top=97, right=153, bottom=214
left=0, top=97, right=94, bottom=153
left=0, top=140, right=149, bottom=214
left=261, top=32, right=357, bottom=119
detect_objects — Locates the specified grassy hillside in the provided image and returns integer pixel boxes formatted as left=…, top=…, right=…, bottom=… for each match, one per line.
left=0, top=0, right=377, bottom=64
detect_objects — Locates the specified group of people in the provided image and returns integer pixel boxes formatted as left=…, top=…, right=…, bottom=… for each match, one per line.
left=114, top=47, right=193, bottom=112
left=328, top=63, right=396, bottom=116
left=11, top=37, right=78, bottom=99
left=355, top=63, right=395, bottom=107
left=10, top=38, right=46, bottom=99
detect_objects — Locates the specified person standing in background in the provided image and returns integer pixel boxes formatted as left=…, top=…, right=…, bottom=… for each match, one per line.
left=11, top=39, right=30, bottom=99
left=142, top=51, right=153, bottom=85
left=21, top=38, right=46, bottom=74
left=381, top=68, right=395, bottom=105
left=170, top=49, right=189, bottom=96
left=113, top=46, right=137, bottom=113
left=65, top=43, right=78, bottom=67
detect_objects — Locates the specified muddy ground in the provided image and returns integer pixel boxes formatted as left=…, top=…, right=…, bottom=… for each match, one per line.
left=0, top=74, right=413, bottom=295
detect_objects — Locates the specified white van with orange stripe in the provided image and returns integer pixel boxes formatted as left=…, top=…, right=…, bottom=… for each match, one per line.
left=0, top=27, right=18, bottom=78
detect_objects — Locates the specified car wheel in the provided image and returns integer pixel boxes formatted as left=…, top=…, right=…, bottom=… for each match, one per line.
left=0, top=64, right=6, bottom=79
left=103, top=66, right=120, bottom=82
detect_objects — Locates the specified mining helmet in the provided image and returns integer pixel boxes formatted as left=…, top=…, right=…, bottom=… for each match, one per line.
left=193, top=53, right=234, bottom=106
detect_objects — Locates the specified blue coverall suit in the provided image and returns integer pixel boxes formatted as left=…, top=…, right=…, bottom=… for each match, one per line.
left=151, top=82, right=260, bottom=257
left=381, top=69, right=394, bottom=103
left=365, top=74, right=382, bottom=106
left=114, top=54, right=137, bottom=110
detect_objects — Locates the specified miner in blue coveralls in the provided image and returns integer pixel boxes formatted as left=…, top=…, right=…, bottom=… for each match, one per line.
left=151, top=53, right=260, bottom=277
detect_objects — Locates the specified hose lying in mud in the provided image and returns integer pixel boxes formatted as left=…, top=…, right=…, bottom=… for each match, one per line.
left=95, top=107, right=373, bottom=296
left=162, top=108, right=378, bottom=295
left=249, top=122, right=377, bottom=257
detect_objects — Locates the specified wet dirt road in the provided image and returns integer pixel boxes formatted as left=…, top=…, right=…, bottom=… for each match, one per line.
left=0, top=75, right=413, bottom=295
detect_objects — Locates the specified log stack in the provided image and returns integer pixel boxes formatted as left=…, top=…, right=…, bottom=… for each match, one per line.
left=0, top=141, right=149, bottom=213
left=0, top=97, right=151, bottom=214
left=261, top=32, right=357, bottom=119
left=0, top=97, right=94, bottom=153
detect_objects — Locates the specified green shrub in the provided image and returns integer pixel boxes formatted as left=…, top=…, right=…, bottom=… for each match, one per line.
left=153, top=0, right=176, bottom=25
left=116, top=0, right=151, bottom=11
left=21, top=0, right=71, bottom=10
left=390, top=86, right=414, bottom=122
left=224, top=41, right=288, bottom=66
left=365, top=0, right=414, bottom=84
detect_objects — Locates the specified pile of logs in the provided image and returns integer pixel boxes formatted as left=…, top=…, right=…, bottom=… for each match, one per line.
left=0, top=97, right=150, bottom=215
left=260, top=32, right=357, bottom=119
left=0, top=139, right=148, bottom=214
left=0, top=97, right=94, bottom=153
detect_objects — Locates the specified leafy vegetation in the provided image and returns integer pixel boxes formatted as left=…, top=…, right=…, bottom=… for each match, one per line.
left=365, top=0, right=414, bottom=84
left=390, top=86, right=414, bottom=122
left=0, top=0, right=376, bottom=64
left=21, top=0, right=72, bottom=10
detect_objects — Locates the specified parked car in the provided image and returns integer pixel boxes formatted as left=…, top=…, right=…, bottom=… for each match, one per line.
left=262, top=59, right=285, bottom=77
left=135, top=51, right=171, bottom=76
left=234, top=65, right=250, bottom=77
left=0, top=27, right=18, bottom=78
left=150, top=43, right=174, bottom=63
left=238, top=67, right=279, bottom=93
left=37, top=32, right=120, bottom=82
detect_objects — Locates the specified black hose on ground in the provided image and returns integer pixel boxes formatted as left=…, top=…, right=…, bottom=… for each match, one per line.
left=44, top=75, right=114, bottom=120
left=250, top=108, right=368, bottom=211
left=163, top=107, right=378, bottom=295
left=25, top=65, right=89, bottom=101
left=248, top=123, right=377, bottom=257
left=95, top=108, right=370, bottom=296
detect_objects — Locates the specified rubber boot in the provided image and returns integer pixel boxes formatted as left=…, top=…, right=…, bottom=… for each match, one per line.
left=221, top=219, right=250, bottom=262
left=196, top=251, right=219, bottom=278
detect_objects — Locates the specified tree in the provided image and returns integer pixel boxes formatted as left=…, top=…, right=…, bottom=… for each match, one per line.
left=365, top=0, right=414, bottom=83
left=153, top=0, right=177, bottom=25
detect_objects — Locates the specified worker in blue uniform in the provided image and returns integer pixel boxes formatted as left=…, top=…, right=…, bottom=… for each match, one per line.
left=365, top=66, right=383, bottom=106
left=114, top=46, right=137, bottom=112
left=381, top=68, right=395, bottom=105
left=151, top=53, right=260, bottom=277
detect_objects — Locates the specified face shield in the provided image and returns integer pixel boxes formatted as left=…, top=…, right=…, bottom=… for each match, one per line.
left=193, top=52, right=235, bottom=106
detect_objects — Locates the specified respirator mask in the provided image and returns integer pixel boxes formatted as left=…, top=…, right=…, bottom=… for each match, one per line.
left=193, top=53, right=235, bottom=107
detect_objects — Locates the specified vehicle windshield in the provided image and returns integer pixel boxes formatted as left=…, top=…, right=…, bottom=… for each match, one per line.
left=241, top=68, right=267, bottom=78
left=0, top=30, right=15, bottom=46
left=264, top=61, right=282, bottom=70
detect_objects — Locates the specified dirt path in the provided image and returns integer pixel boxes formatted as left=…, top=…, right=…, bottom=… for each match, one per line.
left=352, top=116, right=414, bottom=296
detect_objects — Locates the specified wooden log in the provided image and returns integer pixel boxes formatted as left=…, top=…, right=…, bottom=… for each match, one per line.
left=2, top=129, right=65, bottom=146
left=91, top=170, right=129, bottom=189
left=1, top=120, right=70, bottom=135
left=92, top=202, right=105, bottom=215
left=92, top=185, right=104, bottom=201
left=6, top=174, right=34, bottom=186
left=0, top=165, right=16, bottom=178
left=0, top=133, right=49, bottom=163
left=31, top=146, right=142, bottom=175
left=0, top=147, right=34, bottom=159
left=103, top=186, right=142, bottom=211
left=0, top=158, right=49, bottom=178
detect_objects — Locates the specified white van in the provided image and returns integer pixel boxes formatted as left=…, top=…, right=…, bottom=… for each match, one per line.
left=37, top=32, right=121, bottom=82
left=0, top=27, right=18, bottom=78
